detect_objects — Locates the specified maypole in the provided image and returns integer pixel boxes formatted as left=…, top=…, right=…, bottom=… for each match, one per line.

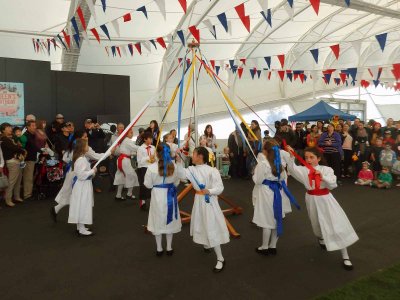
left=188, top=39, right=200, bottom=146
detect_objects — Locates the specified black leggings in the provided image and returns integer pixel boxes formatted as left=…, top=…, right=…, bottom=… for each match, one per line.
left=342, top=149, right=353, bottom=176
left=137, top=167, right=151, bottom=200
left=324, top=152, right=341, bottom=179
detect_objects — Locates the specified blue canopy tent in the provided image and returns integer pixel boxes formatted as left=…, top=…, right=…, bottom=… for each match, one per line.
left=288, top=101, right=356, bottom=121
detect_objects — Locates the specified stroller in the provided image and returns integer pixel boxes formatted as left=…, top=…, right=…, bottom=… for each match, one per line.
left=34, top=150, right=64, bottom=200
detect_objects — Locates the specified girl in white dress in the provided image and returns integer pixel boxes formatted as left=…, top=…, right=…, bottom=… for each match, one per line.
left=68, top=139, right=97, bottom=236
left=145, top=145, right=181, bottom=256
left=252, top=140, right=299, bottom=255
left=286, top=146, right=359, bottom=270
left=52, top=131, right=105, bottom=222
left=177, top=147, right=229, bottom=273
left=114, top=129, right=139, bottom=200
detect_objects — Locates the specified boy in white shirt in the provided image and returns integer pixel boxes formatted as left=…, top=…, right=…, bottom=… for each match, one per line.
left=137, top=132, right=155, bottom=210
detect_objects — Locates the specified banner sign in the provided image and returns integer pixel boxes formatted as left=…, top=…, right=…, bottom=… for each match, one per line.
left=0, top=82, right=25, bottom=125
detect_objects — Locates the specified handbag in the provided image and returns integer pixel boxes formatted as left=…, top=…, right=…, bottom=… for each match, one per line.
left=0, top=173, right=9, bottom=190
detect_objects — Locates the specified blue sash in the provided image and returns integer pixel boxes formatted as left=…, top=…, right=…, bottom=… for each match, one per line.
left=154, top=183, right=178, bottom=225
left=262, top=179, right=300, bottom=236
left=188, top=169, right=210, bottom=203
left=72, top=175, right=93, bottom=189
left=65, top=161, right=72, bottom=174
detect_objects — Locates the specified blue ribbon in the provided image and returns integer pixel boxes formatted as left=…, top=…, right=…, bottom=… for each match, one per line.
left=188, top=169, right=210, bottom=203
left=162, top=145, right=173, bottom=183
left=154, top=183, right=178, bottom=225
left=262, top=179, right=300, bottom=236
left=177, top=56, right=186, bottom=148
left=71, top=175, right=93, bottom=189
left=68, top=133, right=74, bottom=142
left=272, top=145, right=281, bottom=180
left=65, top=161, right=72, bottom=174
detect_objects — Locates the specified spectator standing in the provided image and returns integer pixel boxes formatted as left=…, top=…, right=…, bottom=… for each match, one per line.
left=383, top=118, right=396, bottom=137
left=306, top=125, right=320, bottom=147
left=275, top=119, right=296, bottom=147
left=316, top=120, right=324, bottom=135
left=55, top=123, right=70, bottom=159
left=203, top=124, right=217, bottom=153
left=135, top=127, right=145, bottom=146
left=350, top=118, right=360, bottom=138
left=85, top=119, right=106, bottom=153
left=293, top=122, right=306, bottom=157
left=170, top=129, right=178, bottom=144
left=228, top=128, right=245, bottom=178
left=318, top=124, right=343, bottom=180
left=147, top=120, right=160, bottom=147
left=353, top=123, right=370, bottom=176
left=370, top=122, right=383, bottom=146
left=0, top=123, right=26, bottom=207
left=341, top=124, right=353, bottom=177
left=23, top=121, right=41, bottom=200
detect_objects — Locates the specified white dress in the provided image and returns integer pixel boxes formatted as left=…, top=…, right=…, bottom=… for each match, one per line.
left=113, top=138, right=139, bottom=188
left=145, top=163, right=182, bottom=235
left=68, top=157, right=95, bottom=225
left=166, top=142, right=178, bottom=158
left=178, top=163, right=229, bottom=248
left=55, top=147, right=104, bottom=206
left=252, top=160, right=288, bottom=229
left=286, top=157, right=359, bottom=251
left=253, top=151, right=293, bottom=214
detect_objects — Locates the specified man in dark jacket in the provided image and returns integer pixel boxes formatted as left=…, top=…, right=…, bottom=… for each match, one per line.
left=55, top=123, right=70, bottom=159
left=23, top=121, right=41, bottom=200
left=275, top=119, right=296, bottom=147
left=293, top=122, right=306, bottom=156
left=85, top=119, right=106, bottom=153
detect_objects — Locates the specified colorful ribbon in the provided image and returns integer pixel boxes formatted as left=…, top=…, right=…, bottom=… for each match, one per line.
left=153, top=183, right=178, bottom=225
left=162, top=145, right=173, bottom=183
left=272, top=145, right=281, bottom=180
left=189, top=169, right=210, bottom=203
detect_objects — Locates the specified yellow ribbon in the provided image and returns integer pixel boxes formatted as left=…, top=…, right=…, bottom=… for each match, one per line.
left=183, top=55, right=196, bottom=107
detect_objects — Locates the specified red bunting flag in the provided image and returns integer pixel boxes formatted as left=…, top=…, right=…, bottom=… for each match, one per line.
left=156, top=37, right=167, bottom=49
left=277, top=70, right=285, bottom=81
left=178, top=58, right=183, bottom=64
left=240, top=58, right=246, bottom=65
left=360, top=80, right=370, bottom=88
left=135, top=43, right=142, bottom=55
left=294, top=73, right=299, bottom=81
left=392, top=63, right=400, bottom=80
left=309, top=0, right=320, bottom=15
left=339, top=72, right=347, bottom=83
left=188, top=25, right=200, bottom=42
left=116, top=46, right=121, bottom=57
left=90, top=28, right=101, bottom=43
left=268, top=71, right=272, bottom=80
left=62, top=30, right=71, bottom=48
left=330, top=44, right=340, bottom=60
left=277, top=54, right=285, bottom=68
left=238, top=67, right=244, bottom=79
left=299, top=73, right=305, bottom=83
left=123, top=13, right=132, bottom=22
left=77, top=6, right=87, bottom=30
left=178, top=0, right=187, bottom=13
left=210, top=59, right=215, bottom=69
left=235, top=3, right=251, bottom=32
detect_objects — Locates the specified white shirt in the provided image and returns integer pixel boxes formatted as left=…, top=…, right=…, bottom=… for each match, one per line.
left=137, top=143, right=156, bottom=168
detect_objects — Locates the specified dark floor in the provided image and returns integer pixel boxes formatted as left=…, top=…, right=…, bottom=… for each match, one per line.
left=0, top=176, right=399, bottom=300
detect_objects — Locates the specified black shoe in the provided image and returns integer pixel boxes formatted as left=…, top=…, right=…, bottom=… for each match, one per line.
left=267, top=248, right=277, bottom=255
left=166, top=250, right=174, bottom=256
left=204, top=247, right=212, bottom=253
left=343, top=259, right=354, bottom=271
left=50, top=207, right=57, bottom=223
left=126, top=194, right=136, bottom=200
left=213, top=260, right=226, bottom=273
left=255, top=247, right=269, bottom=255
left=156, top=250, right=164, bottom=256
left=318, top=239, right=327, bottom=251
left=115, top=196, right=126, bottom=201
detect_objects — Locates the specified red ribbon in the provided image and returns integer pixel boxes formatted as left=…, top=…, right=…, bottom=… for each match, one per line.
left=282, top=140, right=321, bottom=190
left=117, top=154, right=130, bottom=176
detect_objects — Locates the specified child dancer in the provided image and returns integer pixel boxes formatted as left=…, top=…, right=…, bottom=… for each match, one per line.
left=252, top=140, right=299, bottom=255
left=355, top=161, right=374, bottom=186
left=165, top=133, right=178, bottom=159
left=285, top=146, right=359, bottom=270
left=371, top=167, right=393, bottom=189
left=114, top=129, right=139, bottom=200
left=221, top=147, right=231, bottom=179
left=177, top=147, right=229, bottom=273
left=68, top=139, right=97, bottom=236
left=137, top=132, right=155, bottom=210
left=52, top=131, right=105, bottom=222
left=145, top=145, right=181, bottom=256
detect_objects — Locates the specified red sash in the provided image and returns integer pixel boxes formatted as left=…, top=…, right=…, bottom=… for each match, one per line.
left=307, top=188, right=329, bottom=196
left=117, top=154, right=130, bottom=176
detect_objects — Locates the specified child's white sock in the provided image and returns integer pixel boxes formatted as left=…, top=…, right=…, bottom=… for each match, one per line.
left=166, top=234, right=173, bottom=251
left=259, top=228, right=271, bottom=250
left=155, top=234, right=163, bottom=252
left=269, top=229, right=279, bottom=248
left=116, top=185, right=123, bottom=198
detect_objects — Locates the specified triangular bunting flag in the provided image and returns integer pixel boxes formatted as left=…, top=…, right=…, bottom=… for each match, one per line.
left=121, top=45, right=128, bottom=57
left=215, top=65, right=221, bottom=75
left=258, top=0, right=269, bottom=11
left=277, top=54, right=285, bottom=68
left=373, top=80, right=380, bottom=87
left=156, top=37, right=167, bottom=49
left=116, top=46, right=121, bottom=57
left=177, top=30, right=185, bottom=46
left=123, top=13, right=132, bottom=22
left=299, top=73, right=305, bottom=83
left=323, top=73, right=331, bottom=84
left=149, top=39, right=157, bottom=49
left=137, top=6, right=148, bottom=19
left=375, top=33, right=387, bottom=52
left=217, top=13, right=228, bottom=33
left=264, top=56, right=271, bottom=69
left=287, top=0, right=294, bottom=8
left=229, top=60, right=235, bottom=70
left=235, top=3, right=251, bottom=32
left=178, top=0, right=187, bottom=13
left=203, top=19, right=216, bottom=39
left=112, top=20, right=120, bottom=37
left=77, top=6, right=87, bottom=30
left=73, top=33, right=80, bottom=48
left=188, top=25, right=200, bottom=42
left=261, top=9, right=272, bottom=27
left=71, top=17, right=79, bottom=35
left=257, top=70, right=262, bottom=79
left=51, top=39, right=57, bottom=51
left=135, top=43, right=142, bottom=55
left=155, top=0, right=167, bottom=21
left=232, top=66, right=237, bottom=74
left=310, top=48, right=319, bottom=64
left=268, top=71, right=272, bottom=80
left=392, top=63, right=400, bottom=80
left=62, top=30, right=71, bottom=48
left=250, top=68, right=256, bottom=79
left=128, top=44, right=133, bottom=56
left=287, top=72, right=293, bottom=82
left=330, top=44, right=340, bottom=59
left=238, top=67, right=244, bottom=79
left=278, top=70, right=285, bottom=81
left=339, top=72, right=347, bottom=83
left=90, top=28, right=101, bottom=43
left=143, top=41, right=151, bottom=53
left=210, top=60, right=215, bottom=69
left=347, top=68, right=357, bottom=81
left=111, top=46, right=116, bottom=57
left=57, top=34, right=67, bottom=49
left=309, top=0, right=320, bottom=15
left=360, top=80, right=370, bottom=88
left=240, top=58, right=246, bottom=65
left=100, top=24, right=111, bottom=40
left=101, top=0, right=106, bottom=12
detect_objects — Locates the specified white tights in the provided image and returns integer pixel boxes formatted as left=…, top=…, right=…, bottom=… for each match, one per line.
left=154, top=234, right=174, bottom=251
left=260, top=228, right=279, bottom=249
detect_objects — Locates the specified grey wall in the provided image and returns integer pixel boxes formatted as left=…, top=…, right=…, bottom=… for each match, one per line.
left=0, top=57, right=130, bottom=128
